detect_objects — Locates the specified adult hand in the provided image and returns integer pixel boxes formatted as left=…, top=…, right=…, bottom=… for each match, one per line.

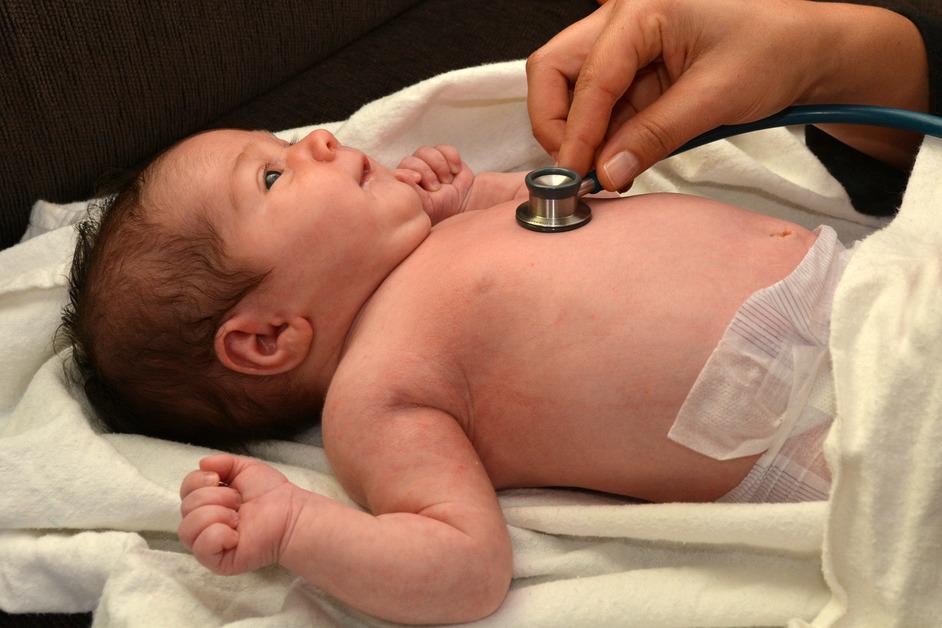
left=527, top=0, right=929, bottom=189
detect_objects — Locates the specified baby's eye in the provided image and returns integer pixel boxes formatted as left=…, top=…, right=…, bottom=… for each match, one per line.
left=264, top=170, right=281, bottom=190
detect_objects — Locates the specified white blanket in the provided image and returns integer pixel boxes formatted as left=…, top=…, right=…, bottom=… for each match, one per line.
left=1, top=59, right=937, bottom=627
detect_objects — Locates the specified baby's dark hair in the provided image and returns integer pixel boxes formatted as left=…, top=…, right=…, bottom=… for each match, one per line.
left=59, top=158, right=319, bottom=447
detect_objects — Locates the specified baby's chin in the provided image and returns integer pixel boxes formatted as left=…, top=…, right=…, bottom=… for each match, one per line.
left=365, top=169, right=428, bottom=219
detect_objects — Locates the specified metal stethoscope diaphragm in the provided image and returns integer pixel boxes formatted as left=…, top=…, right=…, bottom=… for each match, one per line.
left=515, top=167, right=601, bottom=233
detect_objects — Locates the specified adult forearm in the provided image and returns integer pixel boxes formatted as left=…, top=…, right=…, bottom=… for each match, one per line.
left=804, top=1, right=930, bottom=167
left=278, top=492, right=511, bottom=624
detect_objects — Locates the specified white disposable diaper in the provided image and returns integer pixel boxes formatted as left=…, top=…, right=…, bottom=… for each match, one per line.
left=668, top=225, right=853, bottom=502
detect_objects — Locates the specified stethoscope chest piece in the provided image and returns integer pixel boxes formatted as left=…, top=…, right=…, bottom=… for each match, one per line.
left=516, top=167, right=593, bottom=233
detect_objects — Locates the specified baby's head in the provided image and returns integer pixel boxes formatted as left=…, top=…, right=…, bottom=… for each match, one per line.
left=61, top=129, right=431, bottom=446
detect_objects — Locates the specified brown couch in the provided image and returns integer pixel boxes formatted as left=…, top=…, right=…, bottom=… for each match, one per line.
left=0, top=0, right=597, bottom=250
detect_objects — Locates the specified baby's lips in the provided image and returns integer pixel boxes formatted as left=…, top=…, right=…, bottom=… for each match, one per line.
left=357, top=154, right=369, bottom=186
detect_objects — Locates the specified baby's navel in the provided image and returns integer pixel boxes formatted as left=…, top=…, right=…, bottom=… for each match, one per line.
left=769, top=229, right=793, bottom=238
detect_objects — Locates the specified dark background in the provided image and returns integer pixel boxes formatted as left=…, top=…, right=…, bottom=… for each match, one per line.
left=0, top=0, right=596, bottom=250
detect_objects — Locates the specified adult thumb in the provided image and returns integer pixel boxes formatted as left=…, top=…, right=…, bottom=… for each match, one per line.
left=596, top=76, right=729, bottom=190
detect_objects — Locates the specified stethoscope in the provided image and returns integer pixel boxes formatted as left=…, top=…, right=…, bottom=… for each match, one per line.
left=516, top=104, right=942, bottom=233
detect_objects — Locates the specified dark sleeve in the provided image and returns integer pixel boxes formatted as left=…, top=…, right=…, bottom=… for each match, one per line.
left=806, top=1, right=942, bottom=217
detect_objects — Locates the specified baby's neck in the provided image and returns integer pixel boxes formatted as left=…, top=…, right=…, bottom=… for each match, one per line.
left=305, top=231, right=432, bottom=395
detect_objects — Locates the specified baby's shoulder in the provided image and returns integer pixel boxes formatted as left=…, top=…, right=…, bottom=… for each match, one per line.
left=326, top=316, right=469, bottom=426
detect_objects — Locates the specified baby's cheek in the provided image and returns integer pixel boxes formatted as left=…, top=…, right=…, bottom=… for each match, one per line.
left=388, top=182, right=432, bottom=229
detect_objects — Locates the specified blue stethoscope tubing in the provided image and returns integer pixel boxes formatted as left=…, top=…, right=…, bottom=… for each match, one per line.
left=583, top=104, right=942, bottom=193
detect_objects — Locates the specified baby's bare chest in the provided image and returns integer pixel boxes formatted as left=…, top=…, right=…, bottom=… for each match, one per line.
left=344, top=266, right=724, bottom=486
left=335, top=195, right=814, bottom=489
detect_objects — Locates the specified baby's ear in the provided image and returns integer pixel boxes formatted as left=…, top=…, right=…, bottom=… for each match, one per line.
left=214, top=315, right=314, bottom=376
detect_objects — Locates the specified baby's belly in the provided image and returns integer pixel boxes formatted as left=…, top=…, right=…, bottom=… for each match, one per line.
left=429, top=194, right=819, bottom=500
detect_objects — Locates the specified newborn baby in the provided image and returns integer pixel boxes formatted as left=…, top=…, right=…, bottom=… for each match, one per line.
left=64, top=128, right=848, bottom=624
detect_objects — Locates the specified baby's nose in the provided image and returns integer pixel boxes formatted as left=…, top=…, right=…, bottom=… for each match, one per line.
left=296, top=129, right=339, bottom=162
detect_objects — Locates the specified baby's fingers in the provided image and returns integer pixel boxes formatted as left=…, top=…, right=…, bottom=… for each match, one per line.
left=180, top=468, right=221, bottom=499
left=393, top=168, right=422, bottom=185
left=198, top=453, right=244, bottom=483
left=434, top=145, right=462, bottom=175
left=181, top=485, right=242, bottom=518
left=178, top=505, right=239, bottom=550
left=192, top=523, right=239, bottom=565
left=398, top=155, right=440, bottom=191
left=414, top=146, right=454, bottom=184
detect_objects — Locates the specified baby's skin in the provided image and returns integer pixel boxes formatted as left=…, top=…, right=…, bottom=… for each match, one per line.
left=175, top=130, right=815, bottom=624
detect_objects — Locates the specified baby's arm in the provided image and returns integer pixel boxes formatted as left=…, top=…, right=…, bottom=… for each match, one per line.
left=179, top=408, right=511, bottom=625
left=395, top=145, right=527, bottom=224
left=462, top=170, right=529, bottom=210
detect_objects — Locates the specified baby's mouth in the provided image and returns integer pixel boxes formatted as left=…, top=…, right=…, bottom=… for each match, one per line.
left=360, top=156, right=372, bottom=187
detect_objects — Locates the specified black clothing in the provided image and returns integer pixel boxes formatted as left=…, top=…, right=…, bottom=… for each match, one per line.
left=810, top=0, right=941, bottom=215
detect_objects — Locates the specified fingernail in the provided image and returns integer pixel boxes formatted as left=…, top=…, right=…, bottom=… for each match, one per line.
left=201, top=472, right=218, bottom=486
left=450, top=163, right=460, bottom=175
left=602, top=151, right=639, bottom=188
left=430, top=181, right=440, bottom=191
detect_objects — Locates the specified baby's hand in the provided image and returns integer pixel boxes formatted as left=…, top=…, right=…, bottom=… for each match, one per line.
left=178, top=454, right=298, bottom=576
left=394, top=145, right=474, bottom=225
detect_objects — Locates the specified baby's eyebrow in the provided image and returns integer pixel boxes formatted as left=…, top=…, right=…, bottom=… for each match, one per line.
left=229, top=148, right=251, bottom=210
left=228, top=134, right=269, bottom=207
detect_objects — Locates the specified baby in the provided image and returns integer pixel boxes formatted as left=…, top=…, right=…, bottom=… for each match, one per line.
left=63, top=128, right=849, bottom=624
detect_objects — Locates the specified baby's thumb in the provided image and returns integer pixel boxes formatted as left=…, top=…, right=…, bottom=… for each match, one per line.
left=596, top=78, right=726, bottom=190
left=393, top=169, right=422, bottom=185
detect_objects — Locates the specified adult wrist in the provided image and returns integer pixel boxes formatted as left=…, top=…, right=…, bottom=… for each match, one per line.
left=799, top=1, right=929, bottom=168
left=802, top=1, right=928, bottom=112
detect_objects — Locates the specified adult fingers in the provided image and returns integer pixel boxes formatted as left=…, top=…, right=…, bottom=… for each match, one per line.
left=601, top=65, right=669, bottom=146
left=556, top=0, right=660, bottom=175
left=595, top=69, right=729, bottom=190
left=526, top=2, right=614, bottom=159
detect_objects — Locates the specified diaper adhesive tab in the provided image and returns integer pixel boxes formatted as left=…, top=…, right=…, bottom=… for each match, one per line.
left=667, top=226, right=849, bottom=463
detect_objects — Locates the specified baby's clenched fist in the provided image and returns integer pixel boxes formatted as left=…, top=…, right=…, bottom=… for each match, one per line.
left=179, top=454, right=298, bottom=577
left=394, top=144, right=475, bottom=225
